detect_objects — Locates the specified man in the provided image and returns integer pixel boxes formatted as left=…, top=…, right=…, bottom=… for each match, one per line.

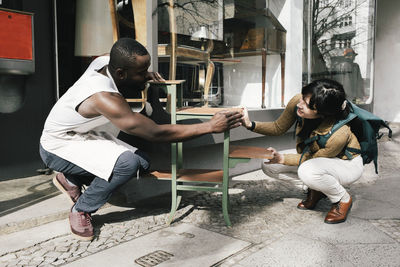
left=331, top=48, right=365, bottom=102
left=39, top=38, right=242, bottom=240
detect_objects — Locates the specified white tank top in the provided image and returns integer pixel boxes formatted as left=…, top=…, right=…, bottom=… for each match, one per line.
left=40, top=56, right=138, bottom=180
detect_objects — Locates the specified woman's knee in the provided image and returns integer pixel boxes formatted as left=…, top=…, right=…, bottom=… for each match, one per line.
left=297, top=159, right=324, bottom=185
left=261, top=162, right=279, bottom=178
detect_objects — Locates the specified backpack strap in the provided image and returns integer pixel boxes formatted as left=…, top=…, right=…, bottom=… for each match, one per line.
left=346, top=146, right=361, bottom=156
left=380, top=120, right=392, bottom=139
left=298, top=135, right=319, bottom=165
left=299, top=113, right=358, bottom=165
left=293, top=106, right=302, bottom=139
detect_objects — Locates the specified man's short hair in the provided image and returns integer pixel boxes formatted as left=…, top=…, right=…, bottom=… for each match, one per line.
left=109, top=38, right=149, bottom=71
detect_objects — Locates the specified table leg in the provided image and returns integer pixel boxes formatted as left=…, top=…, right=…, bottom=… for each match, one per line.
left=167, top=84, right=179, bottom=225
left=222, top=130, right=232, bottom=227
left=280, top=53, right=285, bottom=107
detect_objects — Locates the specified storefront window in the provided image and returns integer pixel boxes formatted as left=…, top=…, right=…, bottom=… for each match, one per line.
left=156, top=0, right=288, bottom=109
left=303, top=0, right=376, bottom=104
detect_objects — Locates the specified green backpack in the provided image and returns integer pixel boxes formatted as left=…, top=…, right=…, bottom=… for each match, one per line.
left=299, top=101, right=392, bottom=173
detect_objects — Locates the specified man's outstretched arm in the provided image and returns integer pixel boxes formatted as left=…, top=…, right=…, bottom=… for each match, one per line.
left=90, top=92, right=242, bottom=142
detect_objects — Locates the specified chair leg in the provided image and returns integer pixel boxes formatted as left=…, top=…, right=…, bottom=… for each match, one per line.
left=261, top=48, right=266, bottom=109
left=203, top=60, right=215, bottom=107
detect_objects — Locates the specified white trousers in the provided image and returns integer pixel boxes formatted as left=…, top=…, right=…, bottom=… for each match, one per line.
left=261, top=149, right=364, bottom=203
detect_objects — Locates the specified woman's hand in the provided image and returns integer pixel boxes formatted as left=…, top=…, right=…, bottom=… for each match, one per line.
left=241, top=107, right=252, bottom=129
left=265, top=147, right=284, bottom=164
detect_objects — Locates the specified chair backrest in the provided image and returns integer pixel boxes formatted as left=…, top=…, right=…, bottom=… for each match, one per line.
left=165, top=0, right=215, bottom=106
left=167, top=0, right=177, bottom=80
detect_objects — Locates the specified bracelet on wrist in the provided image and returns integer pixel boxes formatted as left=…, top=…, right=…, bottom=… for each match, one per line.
left=248, top=121, right=256, bottom=131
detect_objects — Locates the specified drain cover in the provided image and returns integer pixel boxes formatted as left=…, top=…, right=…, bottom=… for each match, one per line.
left=135, top=250, right=174, bottom=267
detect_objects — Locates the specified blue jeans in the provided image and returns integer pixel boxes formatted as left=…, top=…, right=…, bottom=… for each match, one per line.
left=39, top=145, right=150, bottom=213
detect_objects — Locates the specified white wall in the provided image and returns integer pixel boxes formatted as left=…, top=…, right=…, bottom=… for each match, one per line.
left=223, top=0, right=303, bottom=109
left=374, top=0, right=400, bottom=122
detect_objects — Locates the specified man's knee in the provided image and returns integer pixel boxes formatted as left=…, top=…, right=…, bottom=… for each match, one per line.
left=114, top=150, right=150, bottom=177
left=114, top=151, right=139, bottom=176
left=134, top=150, right=150, bottom=172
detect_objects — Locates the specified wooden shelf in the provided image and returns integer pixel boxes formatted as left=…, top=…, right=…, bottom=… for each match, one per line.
left=144, top=169, right=223, bottom=183
left=229, top=145, right=273, bottom=159
left=148, top=80, right=186, bottom=85
left=177, top=107, right=242, bottom=115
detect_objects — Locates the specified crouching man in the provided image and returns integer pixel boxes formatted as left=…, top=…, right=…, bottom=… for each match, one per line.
left=39, top=38, right=242, bottom=240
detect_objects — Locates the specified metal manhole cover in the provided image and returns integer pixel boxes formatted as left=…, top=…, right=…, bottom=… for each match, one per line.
left=135, top=250, right=174, bottom=267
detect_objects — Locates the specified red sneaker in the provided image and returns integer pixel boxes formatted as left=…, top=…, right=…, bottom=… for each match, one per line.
left=53, top=173, right=81, bottom=204
left=69, top=210, right=94, bottom=241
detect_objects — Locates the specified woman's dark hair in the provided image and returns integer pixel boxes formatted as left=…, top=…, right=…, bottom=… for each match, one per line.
left=302, top=78, right=350, bottom=120
left=109, top=38, right=149, bottom=71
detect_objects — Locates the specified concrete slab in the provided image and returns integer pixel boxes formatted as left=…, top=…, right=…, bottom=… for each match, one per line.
left=237, top=234, right=354, bottom=267
left=0, top=219, right=69, bottom=255
left=0, top=194, right=71, bottom=234
left=336, top=243, right=400, bottom=266
left=236, top=217, right=399, bottom=266
left=64, top=223, right=251, bottom=267
left=352, top=176, right=400, bottom=219
left=291, top=217, right=395, bottom=244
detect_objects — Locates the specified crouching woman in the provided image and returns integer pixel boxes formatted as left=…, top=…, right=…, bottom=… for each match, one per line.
left=242, top=79, right=363, bottom=224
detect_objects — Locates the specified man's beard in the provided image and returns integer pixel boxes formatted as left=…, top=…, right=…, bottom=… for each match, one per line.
left=118, top=81, right=146, bottom=98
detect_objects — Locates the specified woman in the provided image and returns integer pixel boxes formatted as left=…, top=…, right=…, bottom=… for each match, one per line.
left=242, top=79, right=363, bottom=224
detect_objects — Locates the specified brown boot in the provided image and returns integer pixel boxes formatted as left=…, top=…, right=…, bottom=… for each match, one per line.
left=324, top=197, right=353, bottom=224
left=297, top=189, right=326, bottom=210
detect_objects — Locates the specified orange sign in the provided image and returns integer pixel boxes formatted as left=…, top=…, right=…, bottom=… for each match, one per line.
left=0, top=9, right=33, bottom=60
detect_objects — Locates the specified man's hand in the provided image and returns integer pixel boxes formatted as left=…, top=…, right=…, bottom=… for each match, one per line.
left=264, top=147, right=284, bottom=164
left=241, top=107, right=252, bottom=129
left=146, top=72, right=165, bottom=82
left=209, top=110, right=243, bottom=133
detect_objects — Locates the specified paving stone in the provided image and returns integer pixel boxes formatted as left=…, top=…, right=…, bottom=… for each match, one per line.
left=55, top=246, right=69, bottom=253
left=16, top=260, right=28, bottom=266
left=31, top=256, right=44, bottom=263
left=80, top=252, right=90, bottom=257
left=4, top=260, right=19, bottom=267
left=0, top=254, right=16, bottom=262
left=53, top=259, right=66, bottom=265
left=60, top=252, right=72, bottom=259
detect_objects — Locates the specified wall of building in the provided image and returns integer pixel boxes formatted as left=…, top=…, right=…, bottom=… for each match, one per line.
left=374, top=0, right=400, bottom=122
left=0, top=0, right=56, bottom=180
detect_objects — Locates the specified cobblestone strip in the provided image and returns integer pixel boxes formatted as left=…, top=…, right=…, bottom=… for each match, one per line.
left=0, top=208, right=173, bottom=267
left=371, top=219, right=400, bottom=243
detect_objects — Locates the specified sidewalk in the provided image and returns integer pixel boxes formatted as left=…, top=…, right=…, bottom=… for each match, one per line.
left=0, top=123, right=399, bottom=267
